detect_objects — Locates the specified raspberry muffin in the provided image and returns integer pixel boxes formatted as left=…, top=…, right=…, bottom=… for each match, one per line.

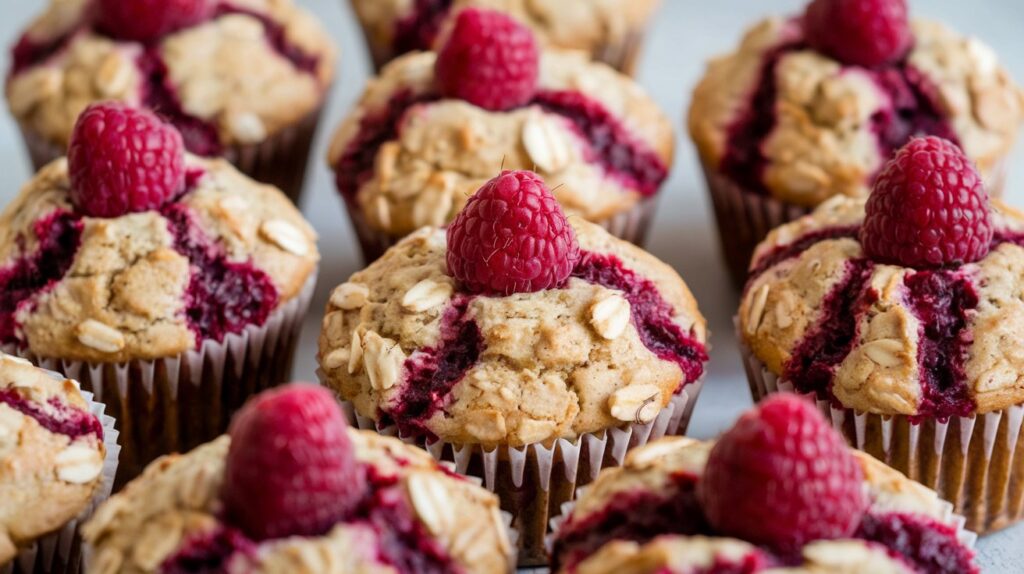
left=349, top=0, right=660, bottom=75
left=327, top=8, right=673, bottom=262
left=7, top=0, right=336, bottom=202
left=0, top=103, right=318, bottom=486
left=688, top=0, right=1024, bottom=286
left=318, top=170, right=708, bottom=564
left=550, top=395, right=978, bottom=574
left=0, top=352, right=118, bottom=574
left=82, top=384, right=515, bottom=573
left=738, top=136, right=1024, bottom=534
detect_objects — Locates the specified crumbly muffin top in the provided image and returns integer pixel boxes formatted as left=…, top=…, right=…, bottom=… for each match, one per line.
left=738, top=196, right=1024, bottom=417
left=326, top=50, right=673, bottom=237
left=318, top=221, right=707, bottom=446
left=0, top=352, right=106, bottom=565
left=552, top=436, right=973, bottom=572
left=350, top=0, right=660, bottom=65
left=82, top=429, right=513, bottom=574
left=688, top=17, right=1024, bottom=206
left=0, top=155, right=317, bottom=363
left=7, top=0, right=335, bottom=151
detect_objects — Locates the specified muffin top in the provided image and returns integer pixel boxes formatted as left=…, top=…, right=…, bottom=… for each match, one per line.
left=318, top=213, right=707, bottom=446
left=688, top=10, right=1023, bottom=207
left=0, top=110, right=317, bottom=362
left=0, top=352, right=107, bottom=565
left=327, top=11, right=673, bottom=238
left=349, top=0, right=660, bottom=69
left=7, top=0, right=335, bottom=152
left=550, top=405, right=977, bottom=573
left=82, top=385, right=514, bottom=574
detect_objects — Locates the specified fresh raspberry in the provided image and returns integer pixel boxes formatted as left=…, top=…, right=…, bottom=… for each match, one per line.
left=860, top=137, right=992, bottom=268
left=804, top=0, right=913, bottom=68
left=447, top=170, right=580, bottom=295
left=95, top=0, right=213, bottom=43
left=68, top=102, right=185, bottom=218
left=222, top=384, right=366, bottom=541
left=434, top=8, right=539, bottom=111
left=699, top=395, right=867, bottom=554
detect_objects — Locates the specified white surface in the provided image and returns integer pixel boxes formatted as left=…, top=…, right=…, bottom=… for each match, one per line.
left=0, top=1, right=1022, bottom=571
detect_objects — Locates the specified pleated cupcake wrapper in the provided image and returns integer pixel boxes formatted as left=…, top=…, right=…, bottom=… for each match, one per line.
left=332, top=376, right=703, bottom=567
left=3, top=376, right=120, bottom=574
left=17, top=104, right=324, bottom=206
left=701, top=160, right=1008, bottom=291
left=343, top=194, right=660, bottom=265
left=5, top=272, right=315, bottom=489
left=739, top=334, right=1020, bottom=536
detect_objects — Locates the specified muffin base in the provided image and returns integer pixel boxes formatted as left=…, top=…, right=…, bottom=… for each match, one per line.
left=3, top=383, right=120, bottom=574
left=16, top=106, right=324, bottom=205
left=740, top=338, right=1024, bottom=535
left=344, top=195, right=660, bottom=264
left=6, top=274, right=315, bottom=489
left=333, top=377, right=703, bottom=566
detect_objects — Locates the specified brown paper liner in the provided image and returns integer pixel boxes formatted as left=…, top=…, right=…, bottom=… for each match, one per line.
left=6, top=274, right=315, bottom=489
left=16, top=106, right=324, bottom=206
left=3, top=381, right=120, bottom=574
left=343, top=195, right=660, bottom=265
left=330, top=377, right=703, bottom=566
left=739, top=337, right=1024, bottom=535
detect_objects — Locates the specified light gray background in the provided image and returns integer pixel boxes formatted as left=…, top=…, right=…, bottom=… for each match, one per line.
left=0, top=1, right=1021, bottom=570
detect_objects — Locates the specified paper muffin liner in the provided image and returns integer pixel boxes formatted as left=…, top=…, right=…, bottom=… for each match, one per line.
left=739, top=337, right=1024, bottom=535
left=6, top=273, right=315, bottom=489
left=3, top=377, right=120, bottom=574
left=17, top=105, right=324, bottom=206
left=343, top=195, right=660, bottom=265
left=331, top=376, right=704, bottom=566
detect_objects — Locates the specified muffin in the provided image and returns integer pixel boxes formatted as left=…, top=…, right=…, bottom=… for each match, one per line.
left=0, top=103, right=318, bottom=486
left=318, top=170, right=708, bottom=564
left=327, top=8, right=673, bottom=262
left=82, top=384, right=516, bottom=573
left=738, top=136, right=1024, bottom=534
left=550, top=395, right=978, bottom=574
left=688, top=0, right=1024, bottom=287
left=7, top=0, right=336, bottom=203
left=0, top=352, right=119, bottom=574
left=349, top=0, right=660, bottom=75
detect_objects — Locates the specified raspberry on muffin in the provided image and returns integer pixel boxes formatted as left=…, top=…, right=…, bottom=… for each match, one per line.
left=688, top=0, right=1024, bottom=286
left=738, top=137, right=1024, bottom=533
left=550, top=395, right=978, bottom=574
left=82, top=384, right=515, bottom=573
left=327, top=7, right=674, bottom=261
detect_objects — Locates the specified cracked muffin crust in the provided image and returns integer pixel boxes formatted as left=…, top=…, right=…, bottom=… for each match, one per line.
left=550, top=436, right=975, bottom=573
left=317, top=220, right=707, bottom=446
left=7, top=0, right=335, bottom=153
left=737, top=196, right=1024, bottom=418
left=82, top=429, right=513, bottom=573
left=0, top=352, right=106, bottom=565
left=0, top=155, right=318, bottom=363
left=689, top=17, right=1023, bottom=207
left=326, top=49, right=673, bottom=242
left=349, top=0, right=661, bottom=73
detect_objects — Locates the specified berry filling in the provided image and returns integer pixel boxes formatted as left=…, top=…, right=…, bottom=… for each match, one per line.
left=162, top=203, right=279, bottom=344
left=551, top=472, right=706, bottom=572
left=782, top=258, right=877, bottom=401
left=572, top=252, right=708, bottom=387
left=9, top=28, right=80, bottom=76
left=0, top=388, right=103, bottom=440
left=0, top=210, right=83, bottom=346
left=384, top=296, right=483, bottom=439
left=903, top=271, right=977, bottom=420
left=160, top=526, right=256, bottom=574
left=334, top=90, right=667, bottom=203
left=138, top=49, right=223, bottom=156
left=856, top=512, right=978, bottom=574
left=747, top=225, right=859, bottom=284
left=392, top=0, right=454, bottom=56
left=869, top=66, right=959, bottom=159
